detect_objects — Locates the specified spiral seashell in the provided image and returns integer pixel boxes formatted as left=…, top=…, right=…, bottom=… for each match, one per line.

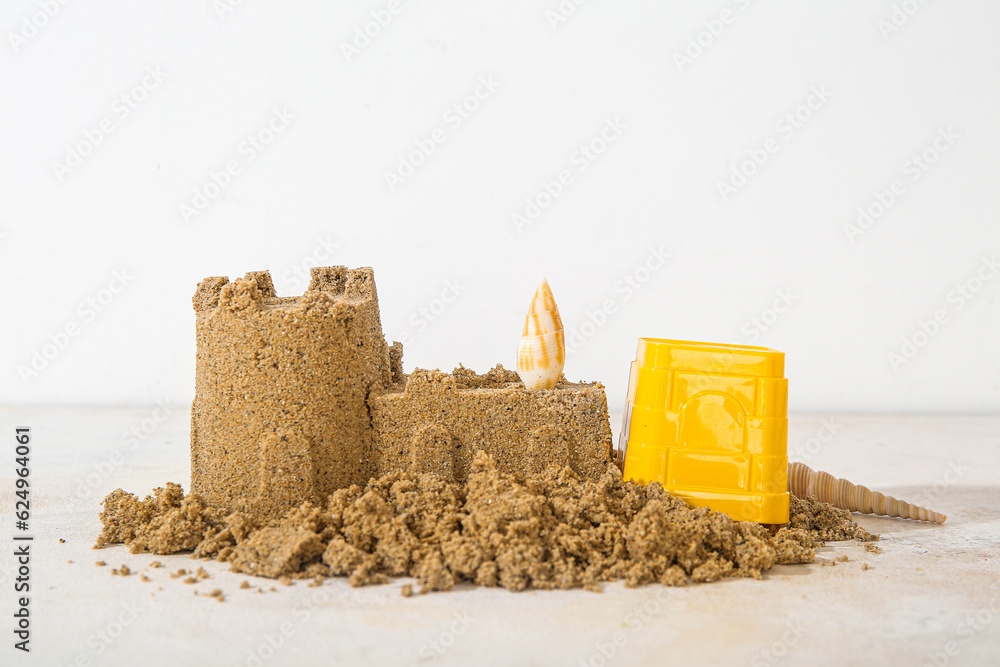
left=516, top=278, right=565, bottom=390
left=788, top=462, right=947, bottom=524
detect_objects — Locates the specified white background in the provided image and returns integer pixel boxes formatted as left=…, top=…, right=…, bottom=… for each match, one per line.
left=2, top=0, right=998, bottom=413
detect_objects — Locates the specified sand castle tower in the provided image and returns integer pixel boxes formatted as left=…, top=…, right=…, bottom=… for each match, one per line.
left=190, top=266, right=398, bottom=519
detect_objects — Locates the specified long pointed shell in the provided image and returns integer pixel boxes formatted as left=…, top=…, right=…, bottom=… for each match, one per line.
left=516, top=278, right=565, bottom=390
left=789, top=462, right=947, bottom=524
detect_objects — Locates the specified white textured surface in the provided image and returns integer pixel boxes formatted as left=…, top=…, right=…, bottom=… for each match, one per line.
left=0, top=407, right=998, bottom=666
left=3, top=2, right=1000, bottom=412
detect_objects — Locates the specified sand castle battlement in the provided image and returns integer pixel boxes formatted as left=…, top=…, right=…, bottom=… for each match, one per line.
left=193, top=266, right=382, bottom=312
left=369, top=366, right=612, bottom=482
left=190, top=266, right=611, bottom=521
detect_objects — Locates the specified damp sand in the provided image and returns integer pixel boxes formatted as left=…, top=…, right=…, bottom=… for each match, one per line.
left=95, top=452, right=876, bottom=595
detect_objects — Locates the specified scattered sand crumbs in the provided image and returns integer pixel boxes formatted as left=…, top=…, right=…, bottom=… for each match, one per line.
left=95, top=452, right=877, bottom=595
left=865, top=543, right=882, bottom=554
left=150, top=561, right=163, bottom=568
left=110, top=565, right=131, bottom=576
left=208, top=589, right=225, bottom=602
left=141, top=574, right=151, bottom=582
left=95, top=561, right=106, bottom=567
left=240, top=581, right=251, bottom=589
left=786, top=495, right=877, bottom=542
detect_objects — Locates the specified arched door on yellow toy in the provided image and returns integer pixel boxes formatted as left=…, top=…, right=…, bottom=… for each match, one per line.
left=669, top=391, right=751, bottom=492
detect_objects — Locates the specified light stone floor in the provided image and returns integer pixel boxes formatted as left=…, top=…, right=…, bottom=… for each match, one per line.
left=0, top=406, right=997, bottom=666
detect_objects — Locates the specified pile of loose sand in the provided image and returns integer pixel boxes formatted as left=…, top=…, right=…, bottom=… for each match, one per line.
left=95, top=451, right=876, bottom=594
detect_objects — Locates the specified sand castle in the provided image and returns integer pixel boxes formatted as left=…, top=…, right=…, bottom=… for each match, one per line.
left=190, top=266, right=612, bottom=521
left=95, top=264, right=922, bottom=596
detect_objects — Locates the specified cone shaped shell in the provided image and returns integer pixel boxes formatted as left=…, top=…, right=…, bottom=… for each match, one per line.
left=522, top=278, right=563, bottom=336
left=788, top=462, right=947, bottom=524
left=516, top=278, right=565, bottom=390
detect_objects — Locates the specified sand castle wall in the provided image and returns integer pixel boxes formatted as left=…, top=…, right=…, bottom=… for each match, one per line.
left=190, top=266, right=394, bottom=519
left=369, top=366, right=613, bottom=482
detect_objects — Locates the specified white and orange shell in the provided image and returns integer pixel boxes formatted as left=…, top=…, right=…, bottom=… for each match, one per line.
left=788, top=462, right=947, bottom=524
left=516, top=278, right=565, bottom=390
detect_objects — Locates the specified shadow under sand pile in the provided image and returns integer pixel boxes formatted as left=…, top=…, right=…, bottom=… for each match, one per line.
left=95, top=452, right=876, bottom=594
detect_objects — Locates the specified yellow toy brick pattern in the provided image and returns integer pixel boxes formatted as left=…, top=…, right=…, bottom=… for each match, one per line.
left=617, top=338, right=789, bottom=525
